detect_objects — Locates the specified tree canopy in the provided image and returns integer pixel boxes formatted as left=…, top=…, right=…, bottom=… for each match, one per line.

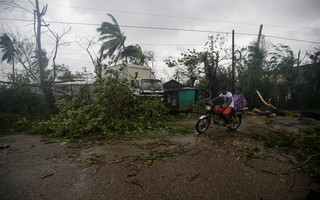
left=0, top=33, right=16, bottom=82
left=165, top=36, right=320, bottom=110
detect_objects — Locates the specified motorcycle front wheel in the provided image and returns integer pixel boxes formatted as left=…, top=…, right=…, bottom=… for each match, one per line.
left=228, top=115, right=242, bottom=130
left=196, top=117, right=210, bottom=134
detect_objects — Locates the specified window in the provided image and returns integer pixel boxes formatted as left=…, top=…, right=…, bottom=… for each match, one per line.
left=141, top=79, right=163, bottom=91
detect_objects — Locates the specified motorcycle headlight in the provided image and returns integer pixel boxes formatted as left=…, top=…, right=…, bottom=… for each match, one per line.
left=206, top=105, right=211, bottom=110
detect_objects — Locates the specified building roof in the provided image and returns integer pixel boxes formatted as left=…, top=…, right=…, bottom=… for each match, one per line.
left=52, top=79, right=95, bottom=86
left=163, top=79, right=185, bottom=90
left=126, top=63, right=151, bottom=70
left=109, top=63, right=151, bottom=70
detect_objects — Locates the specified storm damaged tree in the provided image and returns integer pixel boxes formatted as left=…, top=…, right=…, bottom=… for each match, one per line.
left=34, top=0, right=72, bottom=113
left=202, top=51, right=219, bottom=97
left=0, top=0, right=72, bottom=113
left=14, top=35, right=39, bottom=82
left=202, top=35, right=230, bottom=97
left=237, top=40, right=268, bottom=107
left=307, top=47, right=320, bottom=64
left=95, top=14, right=126, bottom=78
left=93, top=14, right=154, bottom=78
left=120, top=44, right=153, bottom=66
left=0, top=33, right=16, bottom=82
left=165, top=49, right=202, bottom=87
left=164, top=35, right=229, bottom=95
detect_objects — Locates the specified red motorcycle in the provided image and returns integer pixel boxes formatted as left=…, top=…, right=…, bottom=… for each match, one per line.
left=195, top=101, right=243, bottom=134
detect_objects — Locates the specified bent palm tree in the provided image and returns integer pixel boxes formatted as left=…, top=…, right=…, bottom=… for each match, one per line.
left=121, top=44, right=144, bottom=65
left=121, top=45, right=154, bottom=66
left=0, top=33, right=16, bottom=82
left=97, top=14, right=126, bottom=60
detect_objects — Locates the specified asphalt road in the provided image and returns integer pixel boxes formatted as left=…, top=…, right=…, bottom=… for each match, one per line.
left=1, top=116, right=319, bottom=200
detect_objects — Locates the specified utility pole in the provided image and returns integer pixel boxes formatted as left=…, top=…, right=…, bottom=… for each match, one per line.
left=35, top=0, right=58, bottom=113
left=232, top=30, right=235, bottom=92
left=35, top=0, right=44, bottom=83
left=257, top=24, right=263, bottom=47
left=35, top=0, right=47, bottom=84
left=297, top=50, right=301, bottom=67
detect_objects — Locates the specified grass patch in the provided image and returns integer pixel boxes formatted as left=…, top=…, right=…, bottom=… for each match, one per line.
left=141, top=151, right=170, bottom=166
left=41, top=138, right=57, bottom=144
left=80, top=154, right=104, bottom=167
left=263, top=118, right=275, bottom=127
left=298, top=117, right=312, bottom=125
left=241, top=145, right=262, bottom=158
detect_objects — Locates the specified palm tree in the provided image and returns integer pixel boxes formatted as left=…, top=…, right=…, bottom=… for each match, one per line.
left=121, top=44, right=145, bottom=65
left=0, top=33, right=16, bottom=82
left=97, top=14, right=127, bottom=60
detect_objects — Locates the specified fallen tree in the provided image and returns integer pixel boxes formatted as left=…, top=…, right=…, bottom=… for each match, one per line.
left=249, top=90, right=320, bottom=120
left=248, top=90, right=286, bottom=118
left=0, top=80, right=72, bottom=98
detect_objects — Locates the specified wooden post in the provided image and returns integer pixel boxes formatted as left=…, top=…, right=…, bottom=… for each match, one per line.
left=257, top=24, right=263, bottom=47
left=297, top=50, right=301, bottom=67
left=35, top=0, right=44, bottom=84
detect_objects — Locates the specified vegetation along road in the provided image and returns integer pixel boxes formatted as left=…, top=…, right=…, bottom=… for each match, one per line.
left=1, top=116, right=319, bottom=200
left=1, top=2, right=320, bottom=199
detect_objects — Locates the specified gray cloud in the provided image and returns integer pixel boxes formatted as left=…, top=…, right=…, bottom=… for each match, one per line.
left=0, top=0, right=319, bottom=80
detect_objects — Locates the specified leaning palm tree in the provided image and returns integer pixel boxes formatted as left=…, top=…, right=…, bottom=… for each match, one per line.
left=0, top=33, right=16, bottom=82
left=121, top=44, right=145, bottom=65
left=97, top=14, right=127, bottom=61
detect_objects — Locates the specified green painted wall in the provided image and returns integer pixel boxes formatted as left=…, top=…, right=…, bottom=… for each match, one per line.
left=178, top=90, right=195, bottom=107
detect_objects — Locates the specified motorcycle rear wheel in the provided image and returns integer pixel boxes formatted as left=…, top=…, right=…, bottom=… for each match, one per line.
left=228, top=115, right=242, bottom=130
left=196, top=117, right=210, bottom=134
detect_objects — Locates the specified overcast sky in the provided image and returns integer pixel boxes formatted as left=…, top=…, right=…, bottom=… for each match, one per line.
left=1, top=0, right=320, bottom=81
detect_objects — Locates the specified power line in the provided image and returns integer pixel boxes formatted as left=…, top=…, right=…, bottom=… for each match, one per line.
left=1, top=17, right=320, bottom=45
left=47, top=42, right=203, bottom=47
left=236, top=32, right=320, bottom=44
left=261, top=35, right=320, bottom=45
left=14, top=0, right=320, bottom=31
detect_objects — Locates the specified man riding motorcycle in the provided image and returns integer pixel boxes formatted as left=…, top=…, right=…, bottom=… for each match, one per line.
left=211, top=88, right=234, bottom=127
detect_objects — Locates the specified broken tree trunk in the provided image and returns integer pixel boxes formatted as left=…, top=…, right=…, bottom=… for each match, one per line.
left=249, top=108, right=277, bottom=118
left=249, top=90, right=286, bottom=118
left=251, top=90, right=320, bottom=120
left=256, top=90, right=277, bottom=110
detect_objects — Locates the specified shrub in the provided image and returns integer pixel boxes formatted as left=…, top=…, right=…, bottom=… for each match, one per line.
left=31, top=76, right=171, bottom=138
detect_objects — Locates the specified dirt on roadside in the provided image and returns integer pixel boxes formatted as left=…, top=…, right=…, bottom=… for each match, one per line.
left=0, top=116, right=319, bottom=200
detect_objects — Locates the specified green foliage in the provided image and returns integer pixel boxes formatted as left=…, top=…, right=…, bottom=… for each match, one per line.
left=141, top=151, right=170, bottom=166
left=30, top=75, right=178, bottom=139
left=80, top=154, right=104, bottom=167
left=298, top=117, right=313, bottom=126
left=164, top=49, right=203, bottom=87
left=164, top=36, right=320, bottom=111
left=263, top=118, right=275, bottom=127
left=165, top=35, right=229, bottom=93
left=0, top=33, right=16, bottom=82
left=0, top=113, right=21, bottom=131
left=0, top=86, right=51, bottom=131
left=44, top=64, right=87, bottom=82
left=241, top=145, right=261, bottom=158
left=236, top=41, right=269, bottom=108
left=308, top=47, right=320, bottom=64
left=236, top=43, right=320, bottom=110
left=120, top=44, right=152, bottom=65
left=216, top=65, right=232, bottom=91
left=97, top=14, right=126, bottom=57
left=253, top=127, right=320, bottom=183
